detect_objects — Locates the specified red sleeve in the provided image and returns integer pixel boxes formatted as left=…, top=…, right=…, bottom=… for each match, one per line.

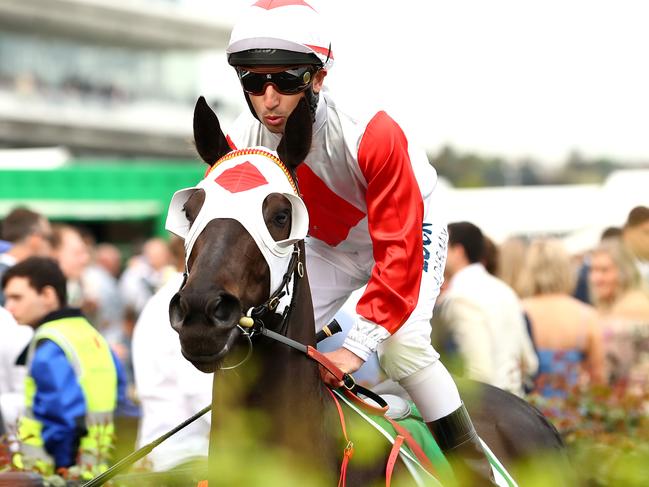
left=355, top=111, right=424, bottom=334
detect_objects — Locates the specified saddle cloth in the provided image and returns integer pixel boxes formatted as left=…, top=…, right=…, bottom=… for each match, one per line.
left=357, top=383, right=518, bottom=487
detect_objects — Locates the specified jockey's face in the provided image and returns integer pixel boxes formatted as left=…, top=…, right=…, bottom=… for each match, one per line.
left=247, top=66, right=326, bottom=134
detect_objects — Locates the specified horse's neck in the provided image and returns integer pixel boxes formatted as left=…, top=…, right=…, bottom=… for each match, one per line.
left=211, top=262, right=332, bottom=458
left=251, top=267, right=327, bottom=446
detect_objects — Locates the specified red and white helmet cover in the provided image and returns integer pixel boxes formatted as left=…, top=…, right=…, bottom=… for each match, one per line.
left=226, top=0, right=333, bottom=69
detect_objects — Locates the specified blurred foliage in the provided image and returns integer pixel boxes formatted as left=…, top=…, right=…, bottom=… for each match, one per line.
left=5, top=377, right=649, bottom=486
left=528, top=379, right=649, bottom=487
left=431, top=146, right=649, bottom=187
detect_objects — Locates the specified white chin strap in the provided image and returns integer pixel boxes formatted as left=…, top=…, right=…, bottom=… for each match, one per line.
left=165, top=148, right=308, bottom=296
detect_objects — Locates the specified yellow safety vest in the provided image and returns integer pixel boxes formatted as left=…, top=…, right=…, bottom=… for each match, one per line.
left=16, top=315, right=118, bottom=476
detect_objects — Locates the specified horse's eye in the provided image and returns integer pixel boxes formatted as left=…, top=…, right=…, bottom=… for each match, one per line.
left=183, top=205, right=196, bottom=225
left=183, top=190, right=205, bottom=225
left=273, top=209, right=290, bottom=227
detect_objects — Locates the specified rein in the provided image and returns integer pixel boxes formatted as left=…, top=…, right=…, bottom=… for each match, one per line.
left=235, top=243, right=388, bottom=416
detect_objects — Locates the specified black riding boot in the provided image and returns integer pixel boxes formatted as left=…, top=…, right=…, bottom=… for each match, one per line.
left=426, top=404, right=497, bottom=486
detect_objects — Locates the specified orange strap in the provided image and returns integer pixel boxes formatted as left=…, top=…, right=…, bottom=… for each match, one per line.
left=326, top=389, right=354, bottom=487
left=307, top=346, right=346, bottom=382
left=385, top=417, right=437, bottom=477
left=341, top=387, right=389, bottom=416
left=385, top=434, right=405, bottom=486
left=197, top=481, right=208, bottom=487
left=307, top=346, right=389, bottom=416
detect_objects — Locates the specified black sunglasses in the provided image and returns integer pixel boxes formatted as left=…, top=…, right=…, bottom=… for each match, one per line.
left=235, top=66, right=316, bottom=95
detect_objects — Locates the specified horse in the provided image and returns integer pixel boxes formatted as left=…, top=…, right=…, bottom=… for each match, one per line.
left=165, top=96, right=574, bottom=486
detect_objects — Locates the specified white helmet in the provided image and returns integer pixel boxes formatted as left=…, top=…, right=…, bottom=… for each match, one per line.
left=227, top=0, right=333, bottom=69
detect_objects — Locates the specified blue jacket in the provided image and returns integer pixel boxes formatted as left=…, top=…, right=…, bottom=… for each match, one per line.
left=21, top=309, right=137, bottom=468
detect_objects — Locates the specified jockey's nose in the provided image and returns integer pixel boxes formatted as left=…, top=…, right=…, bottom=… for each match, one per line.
left=261, top=84, right=281, bottom=108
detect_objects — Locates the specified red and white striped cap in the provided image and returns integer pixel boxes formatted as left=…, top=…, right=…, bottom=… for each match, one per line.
left=226, top=0, right=333, bottom=69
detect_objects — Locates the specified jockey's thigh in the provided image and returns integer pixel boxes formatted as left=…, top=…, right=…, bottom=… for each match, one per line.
left=377, top=210, right=449, bottom=382
left=304, top=239, right=368, bottom=330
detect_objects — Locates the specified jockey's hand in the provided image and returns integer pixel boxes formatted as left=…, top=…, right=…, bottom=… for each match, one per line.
left=319, top=347, right=365, bottom=388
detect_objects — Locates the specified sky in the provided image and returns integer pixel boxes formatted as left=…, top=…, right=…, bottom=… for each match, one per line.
left=196, top=0, right=649, bottom=167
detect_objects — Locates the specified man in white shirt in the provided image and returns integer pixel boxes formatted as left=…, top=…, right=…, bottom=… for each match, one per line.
left=0, top=305, right=33, bottom=435
left=436, top=222, right=538, bottom=396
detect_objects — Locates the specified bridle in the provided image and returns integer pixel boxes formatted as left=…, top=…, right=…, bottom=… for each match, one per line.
left=238, top=242, right=304, bottom=339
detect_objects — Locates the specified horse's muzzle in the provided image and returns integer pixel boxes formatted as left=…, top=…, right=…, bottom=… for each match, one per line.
left=169, top=290, right=243, bottom=372
left=179, top=328, right=241, bottom=373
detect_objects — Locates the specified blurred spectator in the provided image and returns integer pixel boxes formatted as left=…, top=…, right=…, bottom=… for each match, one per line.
left=2, top=257, right=128, bottom=474
left=119, top=238, right=173, bottom=324
left=82, top=243, right=126, bottom=347
left=574, top=206, right=649, bottom=304
left=495, top=236, right=528, bottom=295
left=0, top=207, right=52, bottom=305
left=589, top=239, right=649, bottom=389
left=601, top=226, right=623, bottom=240
left=573, top=227, right=621, bottom=305
left=481, top=234, right=499, bottom=276
left=621, top=205, right=649, bottom=286
left=95, top=243, right=123, bottom=279
left=0, top=305, right=33, bottom=436
left=118, top=238, right=174, bottom=386
left=432, top=222, right=538, bottom=396
left=51, top=224, right=91, bottom=308
left=132, top=236, right=211, bottom=473
left=518, top=239, right=605, bottom=398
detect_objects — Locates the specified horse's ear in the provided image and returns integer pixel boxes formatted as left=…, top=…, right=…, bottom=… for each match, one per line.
left=277, top=97, right=312, bottom=171
left=193, top=96, right=231, bottom=166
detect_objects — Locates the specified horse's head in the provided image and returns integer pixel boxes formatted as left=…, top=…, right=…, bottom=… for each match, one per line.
left=165, top=96, right=312, bottom=373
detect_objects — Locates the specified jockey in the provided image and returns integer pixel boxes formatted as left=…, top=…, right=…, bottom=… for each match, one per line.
left=224, top=2, right=495, bottom=484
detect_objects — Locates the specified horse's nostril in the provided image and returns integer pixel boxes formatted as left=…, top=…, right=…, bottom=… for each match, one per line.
left=171, top=290, right=241, bottom=328
left=169, top=293, right=186, bottom=328
left=208, top=294, right=240, bottom=324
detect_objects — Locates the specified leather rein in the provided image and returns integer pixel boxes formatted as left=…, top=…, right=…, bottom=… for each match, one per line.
left=237, top=242, right=389, bottom=416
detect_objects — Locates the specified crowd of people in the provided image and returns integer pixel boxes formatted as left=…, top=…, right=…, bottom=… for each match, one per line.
left=0, top=206, right=208, bottom=476
left=1, top=202, right=647, bottom=479
left=429, top=205, right=649, bottom=408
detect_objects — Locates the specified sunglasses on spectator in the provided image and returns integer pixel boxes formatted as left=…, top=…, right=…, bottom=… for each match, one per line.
left=235, top=66, right=316, bottom=95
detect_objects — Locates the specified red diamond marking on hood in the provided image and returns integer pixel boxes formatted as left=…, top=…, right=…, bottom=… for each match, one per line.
left=214, top=161, right=268, bottom=193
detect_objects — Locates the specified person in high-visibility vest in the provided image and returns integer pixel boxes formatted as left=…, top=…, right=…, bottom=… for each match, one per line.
left=2, top=256, right=128, bottom=476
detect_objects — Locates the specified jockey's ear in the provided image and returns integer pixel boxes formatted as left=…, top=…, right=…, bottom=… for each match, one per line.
left=277, top=97, right=312, bottom=171
left=193, top=96, right=231, bottom=166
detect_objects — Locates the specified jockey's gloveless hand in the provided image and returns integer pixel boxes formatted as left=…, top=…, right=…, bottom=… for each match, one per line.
left=319, top=347, right=365, bottom=388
